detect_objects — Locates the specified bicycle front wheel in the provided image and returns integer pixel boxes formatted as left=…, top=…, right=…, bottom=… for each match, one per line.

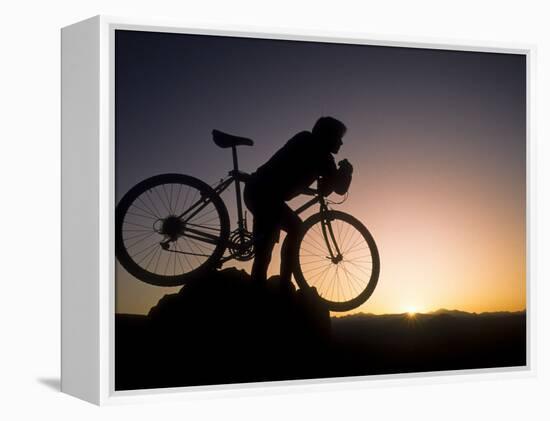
left=116, top=174, right=230, bottom=286
left=293, top=211, right=380, bottom=312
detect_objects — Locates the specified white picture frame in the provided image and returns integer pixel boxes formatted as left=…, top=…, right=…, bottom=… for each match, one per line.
left=61, top=15, right=534, bottom=405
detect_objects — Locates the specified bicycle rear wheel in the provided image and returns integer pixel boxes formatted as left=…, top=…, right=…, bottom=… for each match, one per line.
left=116, top=174, right=230, bottom=286
left=293, top=210, right=380, bottom=312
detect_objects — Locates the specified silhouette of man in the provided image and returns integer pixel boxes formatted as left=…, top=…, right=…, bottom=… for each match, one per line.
left=244, top=116, right=353, bottom=289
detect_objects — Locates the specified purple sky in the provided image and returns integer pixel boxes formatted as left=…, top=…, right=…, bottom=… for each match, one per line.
left=115, top=30, right=525, bottom=315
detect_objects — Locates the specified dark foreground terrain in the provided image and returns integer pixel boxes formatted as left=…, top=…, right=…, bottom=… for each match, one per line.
left=115, top=268, right=526, bottom=391
left=331, top=309, right=526, bottom=377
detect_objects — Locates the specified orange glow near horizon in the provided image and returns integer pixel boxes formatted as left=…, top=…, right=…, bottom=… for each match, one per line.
left=115, top=155, right=526, bottom=316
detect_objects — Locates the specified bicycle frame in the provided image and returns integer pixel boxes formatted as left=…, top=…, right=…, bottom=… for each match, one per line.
left=173, top=145, right=343, bottom=265
left=175, top=170, right=342, bottom=264
left=177, top=144, right=248, bottom=236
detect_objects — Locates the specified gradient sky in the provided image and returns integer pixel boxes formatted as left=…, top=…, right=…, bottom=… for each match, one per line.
left=115, top=30, right=526, bottom=316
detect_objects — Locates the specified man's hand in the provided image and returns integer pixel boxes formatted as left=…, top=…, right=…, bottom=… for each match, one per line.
left=319, top=159, right=353, bottom=197
left=338, top=159, right=353, bottom=175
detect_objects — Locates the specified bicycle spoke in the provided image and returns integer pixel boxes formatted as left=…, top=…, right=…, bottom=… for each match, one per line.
left=328, top=266, right=337, bottom=302
left=337, top=266, right=344, bottom=303
left=300, top=258, right=330, bottom=265
left=303, top=261, right=334, bottom=276
left=185, top=188, right=199, bottom=219
left=178, top=185, right=192, bottom=217
left=193, top=203, right=218, bottom=218
left=153, top=244, right=162, bottom=273
left=307, top=262, right=334, bottom=291
left=123, top=230, right=155, bottom=242
left=297, top=212, right=378, bottom=308
left=128, top=206, right=157, bottom=220
left=340, top=221, right=353, bottom=252
left=130, top=241, right=160, bottom=258
left=145, top=190, right=163, bottom=219
left=164, top=246, right=171, bottom=276
left=125, top=231, right=158, bottom=250
left=339, top=267, right=356, bottom=299
left=125, top=211, right=156, bottom=221
left=344, top=247, right=371, bottom=255
left=343, top=252, right=373, bottom=265
left=174, top=239, right=192, bottom=273
left=307, top=264, right=332, bottom=281
left=117, top=176, right=228, bottom=283
left=169, top=184, right=174, bottom=214
left=316, top=264, right=333, bottom=295
left=159, top=184, right=172, bottom=215
left=301, top=239, right=329, bottom=256
left=173, top=241, right=187, bottom=273
left=123, top=221, right=154, bottom=230
left=136, top=197, right=160, bottom=219
left=137, top=243, right=161, bottom=267
left=173, top=183, right=183, bottom=215
left=153, top=186, right=171, bottom=216
left=144, top=245, right=161, bottom=271
left=311, top=224, right=330, bottom=251
left=172, top=237, right=177, bottom=276
left=344, top=235, right=366, bottom=255
left=340, top=263, right=363, bottom=296
left=345, top=259, right=374, bottom=279
left=187, top=235, right=212, bottom=256
left=182, top=236, right=202, bottom=267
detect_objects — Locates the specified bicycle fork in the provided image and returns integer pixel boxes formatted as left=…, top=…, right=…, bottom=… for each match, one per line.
left=320, top=206, right=343, bottom=264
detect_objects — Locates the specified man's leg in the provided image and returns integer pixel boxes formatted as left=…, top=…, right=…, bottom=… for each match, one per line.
left=279, top=206, right=302, bottom=285
left=251, top=218, right=278, bottom=283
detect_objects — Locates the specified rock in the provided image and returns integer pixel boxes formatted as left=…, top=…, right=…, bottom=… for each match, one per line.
left=116, top=267, right=332, bottom=390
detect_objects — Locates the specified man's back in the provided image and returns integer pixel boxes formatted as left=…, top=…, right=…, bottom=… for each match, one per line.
left=253, top=131, right=336, bottom=201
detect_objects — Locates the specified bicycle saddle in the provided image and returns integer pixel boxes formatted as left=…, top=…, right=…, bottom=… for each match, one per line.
left=212, top=129, right=254, bottom=148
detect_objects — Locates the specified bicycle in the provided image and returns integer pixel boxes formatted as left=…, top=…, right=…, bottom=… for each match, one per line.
left=116, top=130, right=380, bottom=311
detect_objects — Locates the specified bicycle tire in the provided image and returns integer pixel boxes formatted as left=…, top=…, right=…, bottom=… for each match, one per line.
left=292, top=210, right=380, bottom=312
left=116, top=173, right=230, bottom=286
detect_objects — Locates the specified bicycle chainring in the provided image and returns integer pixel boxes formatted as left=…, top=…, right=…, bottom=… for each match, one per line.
left=228, top=230, right=254, bottom=261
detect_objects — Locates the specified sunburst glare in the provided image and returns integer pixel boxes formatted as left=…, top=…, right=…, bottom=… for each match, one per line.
left=406, top=306, right=418, bottom=318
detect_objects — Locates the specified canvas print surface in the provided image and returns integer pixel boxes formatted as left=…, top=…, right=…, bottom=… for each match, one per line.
left=114, top=29, right=526, bottom=391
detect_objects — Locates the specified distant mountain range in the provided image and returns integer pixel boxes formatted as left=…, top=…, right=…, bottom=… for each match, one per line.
left=330, top=307, right=526, bottom=378
left=333, top=308, right=526, bottom=319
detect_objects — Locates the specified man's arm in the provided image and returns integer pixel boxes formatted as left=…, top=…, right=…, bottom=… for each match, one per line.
left=318, top=157, right=353, bottom=196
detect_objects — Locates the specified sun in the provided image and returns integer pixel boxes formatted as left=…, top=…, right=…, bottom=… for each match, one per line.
left=406, top=306, right=418, bottom=318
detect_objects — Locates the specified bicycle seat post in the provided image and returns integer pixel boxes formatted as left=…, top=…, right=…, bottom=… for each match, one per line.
left=231, top=145, right=240, bottom=173
left=231, top=146, right=245, bottom=233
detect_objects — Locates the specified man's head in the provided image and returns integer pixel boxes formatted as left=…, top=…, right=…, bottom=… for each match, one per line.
left=312, top=116, right=346, bottom=154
